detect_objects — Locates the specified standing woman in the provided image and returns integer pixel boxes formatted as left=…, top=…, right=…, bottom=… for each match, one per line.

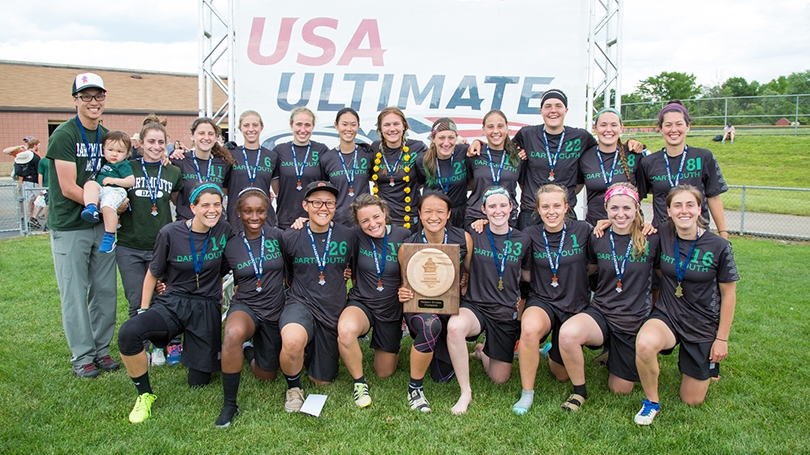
left=337, top=195, right=412, bottom=408
left=417, top=118, right=469, bottom=228
left=216, top=188, right=285, bottom=428
left=398, top=190, right=472, bottom=413
left=465, top=110, right=521, bottom=227
left=272, top=107, right=329, bottom=229
left=117, top=115, right=184, bottom=320
left=118, top=183, right=234, bottom=424
left=226, top=110, right=278, bottom=230
left=447, top=186, right=529, bottom=415
left=557, top=182, right=660, bottom=412
left=633, top=184, right=738, bottom=425
left=319, top=108, right=374, bottom=226
left=578, top=108, right=643, bottom=226
left=369, top=107, right=427, bottom=230
left=637, top=101, right=729, bottom=238
left=171, top=117, right=235, bottom=221
left=512, top=184, right=592, bottom=415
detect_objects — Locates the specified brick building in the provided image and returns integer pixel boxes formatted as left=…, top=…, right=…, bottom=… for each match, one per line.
left=0, top=60, right=227, bottom=174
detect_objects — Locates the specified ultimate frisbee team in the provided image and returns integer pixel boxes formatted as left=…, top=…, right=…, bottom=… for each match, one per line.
left=47, top=72, right=738, bottom=428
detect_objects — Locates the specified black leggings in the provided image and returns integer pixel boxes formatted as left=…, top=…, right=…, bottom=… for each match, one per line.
left=118, top=311, right=212, bottom=387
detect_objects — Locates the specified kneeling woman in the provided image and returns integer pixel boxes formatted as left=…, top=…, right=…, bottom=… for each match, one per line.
left=557, top=182, right=659, bottom=412
left=447, top=186, right=528, bottom=415
left=216, top=188, right=285, bottom=428
left=633, top=184, right=738, bottom=425
left=118, top=183, right=234, bottom=424
left=338, top=195, right=412, bottom=408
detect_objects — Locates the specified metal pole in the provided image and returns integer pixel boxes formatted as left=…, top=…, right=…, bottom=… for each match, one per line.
left=615, top=0, right=623, bottom=113
left=795, top=95, right=799, bottom=136
left=198, top=0, right=205, bottom=117
left=724, top=98, right=728, bottom=127
left=740, top=186, right=746, bottom=234
left=585, top=0, right=596, bottom=129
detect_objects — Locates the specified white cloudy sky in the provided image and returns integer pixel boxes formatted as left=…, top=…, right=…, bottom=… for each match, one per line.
left=1, top=0, right=808, bottom=94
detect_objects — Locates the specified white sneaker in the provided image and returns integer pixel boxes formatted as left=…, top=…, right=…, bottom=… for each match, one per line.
left=151, top=348, right=166, bottom=366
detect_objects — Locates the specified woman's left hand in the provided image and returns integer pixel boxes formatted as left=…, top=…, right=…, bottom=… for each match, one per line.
left=625, top=139, right=644, bottom=153
left=290, top=217, right=308, bottom=230
left=642, top=223, right=658, bottom=236
left=155, top=280, right=166, bottom=295
left=710, top=339, right=728, bottom=363
left=343, top=266, right=352, bottom=281
left=117, top=198, right=130, bottom=214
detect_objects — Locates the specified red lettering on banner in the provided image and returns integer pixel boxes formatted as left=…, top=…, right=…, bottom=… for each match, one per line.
left=337, top=19, right=386, bottom=66
left=248, top=17, right=298, bottom=65
left=297, top=18, right=338, bottom=66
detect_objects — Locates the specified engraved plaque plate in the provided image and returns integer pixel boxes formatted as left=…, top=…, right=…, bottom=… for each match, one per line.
left=400, top=243, right=460, bottom=315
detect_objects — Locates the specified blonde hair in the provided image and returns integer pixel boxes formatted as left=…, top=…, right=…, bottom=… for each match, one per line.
left=665, top=184, right=709, bottom=236
left=605, top=182, right=647, bottom=260
left=376, top=107, right=409, bottom=149
left=240, top=110, right=264, bottom=127
left=534, top=184, right=569, bottom=211
left=289, top=107, right=315, bottom=126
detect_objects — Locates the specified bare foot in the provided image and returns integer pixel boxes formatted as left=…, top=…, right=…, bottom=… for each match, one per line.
left=470, top=343, right=485, bottom=361
left=451, top=393, right=472, bottom=415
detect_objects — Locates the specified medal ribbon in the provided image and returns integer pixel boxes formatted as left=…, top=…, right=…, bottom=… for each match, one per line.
left=306, top=221, right=333, bottom=281
left=542, top=223, right=567, bottom=280
left=421, top=228, right=448, bottom=244
left=663, top=145, right=688, bottom=187
left=674, top=229, right=700, bottom=290
left=609, top=227, right=634, bottom=285
left=597, top=148, right=620, bottom=187
left=484, top=145, right=506, bottom=186
left=370, top=226, right=388, bottom=288
left=541, top=127, right=566, bottom=178
left=188, top=222, right=213, bottom=287
left=435, top=153, right=454, bottom=192
left=241, top=146, right=262, bottom=185
left=381, top=147, right=404, bottom=177
left=486, top=225, right=511, bottom=284
left=192, top=153, right=214, bottom=182
left=75, top=115, right=102, bottom=178
left=140, top=158, right=163, bottom=209
left=291, top=142, right=312, bottom=185
left=337, top=145, right=358, bottom=190
left=241, top=229, right=265, bottom=289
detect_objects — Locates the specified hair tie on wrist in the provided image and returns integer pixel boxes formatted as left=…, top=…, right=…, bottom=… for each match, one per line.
left=716, top=338, right=727, bottom=342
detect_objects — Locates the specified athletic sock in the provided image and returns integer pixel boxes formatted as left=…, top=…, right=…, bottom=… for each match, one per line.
left=285, top=371, right=302, bottom=389
left=353, top=375, right=366, bottom=384
left=408, top=377, right=424, bottom=392
left=573, top=383, right=588, bottom=399
left=131, top=373, right=152, bottom=395
left=514, top=389, right=535, bottom=410
left=222, top=372, right=241, bottom=408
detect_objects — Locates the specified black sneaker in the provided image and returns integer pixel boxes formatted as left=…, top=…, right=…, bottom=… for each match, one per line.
left=73, top=363, right=101, bottom=378
left=28, top=217, right=41, bottom=230
left=93, top=355, right=120, bottom=372
left=215, top=406, right=239, bottom=428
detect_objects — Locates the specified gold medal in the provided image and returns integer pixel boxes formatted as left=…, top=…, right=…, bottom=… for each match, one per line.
left=498, top=277, right=504, bottom=291
left=675, top=283, right=683, bottom=297
left=195, top=273, right=200, bottom=289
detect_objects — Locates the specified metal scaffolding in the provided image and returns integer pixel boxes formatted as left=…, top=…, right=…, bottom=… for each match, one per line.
left=198, top=0, right=235, bottom=137
left=586, top=0, right=623, bottom=128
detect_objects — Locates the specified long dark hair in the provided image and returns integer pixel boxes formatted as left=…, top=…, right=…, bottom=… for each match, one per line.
left=482, top=110, right=520, bottom=168
left=190, top=117, right=236, bottom=165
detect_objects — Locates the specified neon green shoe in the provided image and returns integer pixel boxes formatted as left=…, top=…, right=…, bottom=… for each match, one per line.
left=353, top=382, right=371, bottom=408
left=129, top=393, right=157, bottom=423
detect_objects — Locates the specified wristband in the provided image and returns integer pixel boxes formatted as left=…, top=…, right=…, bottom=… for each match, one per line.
left=137, top=308, right=148, bottom=314
left=715, top=338, right=727, bottom=342
left=717, top=230, right=727, bottom=233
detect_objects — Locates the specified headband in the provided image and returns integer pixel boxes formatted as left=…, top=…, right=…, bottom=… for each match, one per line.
left=237, top=186, right=268, bottom=199
left=658, top=103, right=690, bottom=124
left=596, top=107, right=622, bottom=123
left=482, top=186, right=513, bottom=206
left=604, top=185, right=639, bottom=205
left=541, top=89, right=568, bottom=108
left=431, top=118, right=457, bottom=137
left=190, top=183, right=223, bottom=204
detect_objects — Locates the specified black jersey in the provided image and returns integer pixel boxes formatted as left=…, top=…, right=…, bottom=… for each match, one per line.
left=588, top=231, right=660, bottom=334
left=523, top=220, right=592, bottom=314
left=227, top=145, right=279, bottom=230
left=273, top=141, right=329, bottom=229
left=464, top=227, right=529, bottom=321
left=405, top=226, right=469, bottom=264
left=224, top=225, right=286, bottom=322
left=369, top=139, right=427, bottom=227
left=637, top=146, right=728, bottom=227
left=416, top=144, right=470, bottom=210
left=319, top=144, right=374, bottom=226
left=656, top=222, right=739, bottom=343
left=347, top=226, right=411, bottom=323
left=282, top=222, right=354, bottom=330
left=171, top=151, right=232, bottom=221
left=515, top=125, right=596, bottom=212
left=150, top=219, right=234, bottom=300
left=465, top=148, right=521, bottom=222
left=578, top=146, right=642, bottom=225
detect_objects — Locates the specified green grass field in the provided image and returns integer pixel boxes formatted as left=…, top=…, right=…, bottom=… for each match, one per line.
left=1, top=235, right=809, bottom=454
left=636, top=135, right=810, bottom=216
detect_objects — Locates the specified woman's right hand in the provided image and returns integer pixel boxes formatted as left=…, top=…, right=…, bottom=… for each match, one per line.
left=466, top=139, right=482, bottom=157
left=470, top=218, right=489, bottom=234
left=169, top=144, right=186, bottom=161
left=398, top=286, right=413, bottom=303
left=290, top=216, right=308, bottom=230
left=155, top=280, right=166, bottom=295
left=592, top=219, right=611, bottom=238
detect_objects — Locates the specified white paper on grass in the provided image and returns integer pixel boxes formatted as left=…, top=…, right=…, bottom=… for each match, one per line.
left=300, top=394, right=327, bottom=417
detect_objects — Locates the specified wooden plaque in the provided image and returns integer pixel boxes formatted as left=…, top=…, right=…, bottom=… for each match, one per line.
left=400, top=243, right=460, bottom=315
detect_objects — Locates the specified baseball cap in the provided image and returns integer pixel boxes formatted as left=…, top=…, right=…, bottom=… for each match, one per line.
left=23, top=136, right=34, bottom=142
left=72, top=72, right=106, bottom=95
left=304, top=180, right=339, bottom=199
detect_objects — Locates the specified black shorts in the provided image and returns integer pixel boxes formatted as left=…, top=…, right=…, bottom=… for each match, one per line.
left=461, top=301, right=519, bottom=364
left=279, top=302, right=339, bottom=383
left=150, top=292, right=222, bottom=373
left=449, top=206, right=466, bottom=229
left=347, top=300, right=402, bottom=354
left=228, top=303, right=281, bottom=372
left=648, top=309, right=715, bottom=381
left=582, top=306, right=639, bottom=382
left=524, top=295, right=576, bottom=365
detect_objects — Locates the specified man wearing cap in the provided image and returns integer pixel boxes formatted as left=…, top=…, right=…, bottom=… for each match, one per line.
left=130, top=133, right=142, bottom=158
left=46, top=72, right=120, bottom=378
left=14, top=147, right=40, bottom=228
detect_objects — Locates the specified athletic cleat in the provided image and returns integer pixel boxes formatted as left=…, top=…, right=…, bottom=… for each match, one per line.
left=285, top=387, right=305, bottom=412
left=166, top=344, right=182, bottom=365
left=215, top=406, right=239, bottom=428
left=353, top=382, right=371, bottom=408
left=99, top=233, right=116, bottom=253
left=408, top=388, right=431, bottom=413
left=73, top=363, right=100, bottom=379
left=80, top=205, right=100, bottom=224
left=28, top=217, right=41, bottom=230
left=93, top=355, right=120, bottom=372
left=540, top=342, right=552, bottom=358
left=634, top=399, right=660, bottom=425
left=129, top=393, right=157, bottom=424
left=150, top=348, right=166, bottom=366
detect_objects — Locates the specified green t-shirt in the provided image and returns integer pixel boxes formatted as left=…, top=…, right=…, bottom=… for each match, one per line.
left=46, top=117, right=108, bottom=231
left=117, top=159, right=184, bottom=251
left=96, top=160, right=134, bottom=185
left=37, top=157, right=49, bottom=188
